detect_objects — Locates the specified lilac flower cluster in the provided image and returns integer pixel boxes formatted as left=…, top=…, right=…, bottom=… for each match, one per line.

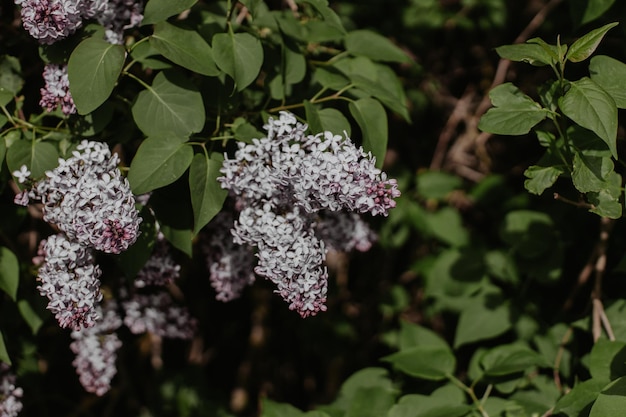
left=134, top=234, right=180, bottom=288
left=200, top=212, right=256, bottom=302
left=39, top=63, right=76, bottom=116
left=70, top=302, right=122, bottom=396
left=122, top=291, right=196, bottom=339
left=15, top=140, right=141, bottom=330
left=218, top=111, right=399, bottom=317
left=0, top=364, right=23, bottom=417
left=37, top=234, right=103, bottom=330
left=15, top=0, right=143, bottom=45
left=18, top=140, right=141, bottom=254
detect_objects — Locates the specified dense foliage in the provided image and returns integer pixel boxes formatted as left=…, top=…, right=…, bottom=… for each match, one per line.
left=3, top=0, right=626, bottom=416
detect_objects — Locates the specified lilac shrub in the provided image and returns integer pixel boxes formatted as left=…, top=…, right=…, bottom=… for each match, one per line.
left=218, top=111, right=399, bottom=317
left=0, top=364, right=23, bottom=417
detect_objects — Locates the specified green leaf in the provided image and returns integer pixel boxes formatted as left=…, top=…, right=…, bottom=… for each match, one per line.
left=499, top=210, right=555, bottom=258
left=150, top=184, right=194, bottom=257
left=590, top=340, right=626, bottom=382
left=17, top=300, right=43, bottom=335
left=132, top=70, right=205, bottom=137
left=189, top=153, right=227, bottom=235
left=524, top=164, right=565, bottom=195
left=454, top=297, right=511, bottom=348
left=0, top=55, right=23, bottom=95
left=349, top=97, right=387, bottom=168
left=150, top=22, right=219, bottom=76
left=345, top=30, right=409, bottom=63
left=559, top=77, right=617, bottom=158
left=427, top=207, right=469, bottom=247
left=566, top=22, right=618, bottom=62
left=382, top=346, right=455, bottom=380
left=495, top=43, right=554, bottom=66
left=318, top=108, right=351, bottom=136
left=304, top=100, right=323, bottom=134
left=398, top=321, right=449, bottom=351
left=345, top=386, right=395, bottom=417
left=313, top=67, right=350, bottom=91
left=553, top=378, right=606, bottom=417
left=142, top=0, right=198, bottom=26
left=590, top=55, right=626, bottom=109
left=478, top=83, right=549, bottom=135
left=485, top=250, right=519, bottom=285
left=572, top=150, right=614, bottom=193
left=68, top=37, right=125, bottom=115
left=589, top=377, right=626, bottom=417
left=389, top=394, right=470, bottom=417
left=569, top=0, right=616, bottom=26
left=213, top=32, right=263, bottom=91
left=0, top=331, right=10, bottom=364
left=232, top=117, right=263, bottom=142
left=128, top=135, right=194, bottom=195
left=481, top=344, right=550, bottom=377
left=261, top=398, right=304, bottom=417
left=70, top=102, right=114, bottom=137
left=417, top=171, right=462, bottom=200
left=6, top=140, right=59, bottom=180
left=0, top=247, right=18, bottom=301
left=587, top=171, right=622, bottom=218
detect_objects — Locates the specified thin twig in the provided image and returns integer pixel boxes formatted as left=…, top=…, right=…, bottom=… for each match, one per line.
left=591, top=217, right=615, bottom=342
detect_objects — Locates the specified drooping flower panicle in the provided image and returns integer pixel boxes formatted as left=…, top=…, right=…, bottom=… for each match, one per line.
left=218, top=111, right=399, bottom=317
left=39, top=63, right=76, bottom=115
left=0, top=364, right=23, bottom=417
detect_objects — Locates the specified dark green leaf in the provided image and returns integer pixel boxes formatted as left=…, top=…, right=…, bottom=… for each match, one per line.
left=481, top=344, right=550, bottom=377
left=590, top=340, right=626, bottom=382
left=427, top=207, right=469, bottom=247
left=587, top=171, right=622, bottom=218
left=349, top=97, right=387, bottom=168
left=566, top=22, right=618, bottom=62
left=132, top=70, right=205, bottom=137
left=6, top=140, right=59, bottom=180
left=572, top=150, right=614, bottom=193
left=304, top=100, right=323, bottom=134
left=495, top=43, right=553, bottom=66
left=389, top=394, right=470, bottom=417
left=346, top=386, right=395, bottom=417
left=454, top=297, right=511, bottom=348
left=590, top=55, right=626, bottom=109
left=554, top=378, right=606, bottom=417
left=417, top=171, right=462, bottom=200
left=345, top=30, right=409, bottom=63
left=0, top=247, right=18, bottom=301
left=232, top=117, right=263, bottom=142
left=479, top=83, right=549, bottom=135
left=213, top=32, right=263, bottom=91
left=189, top=153, right=227, bottom=235
left=68, top=37, right=125, bottom=115
left=142, top=0, right=198, bottom=26
left=150, top=22, right=219, bottom=76
left=382, top=346, right=455, bottom=380
left=398, top=321, right=449, bottom=351
left=569, top=0, right=616, bottom=26
left=313, top=67, right=350, bottom=91
left=589, top=377, right=626, bottom=417
left=0, top=55, right=23, bottom=95
left=17, top=300, right=43, bottom=335
left=261, top=398, right=304, bottom=417
left=318, top=108, right=351, bottom=136
left=150, top=184, right=194, bottom=257
left=70, top=102, right=114, bottom=137
left=128, top=135, right=194, bottom=195
left=0, top=331, right=10, bottom=364
left=499, top=210, right=555, bottom=258
left=524, top=164, right=565, bottom=195
left=559, top=77, right=617, bottom=158
left=485, top=250, right=519, bottom=284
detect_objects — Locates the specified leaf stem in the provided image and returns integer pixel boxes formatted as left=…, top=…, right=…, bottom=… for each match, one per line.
left=447, top=374, right=490, bottom=417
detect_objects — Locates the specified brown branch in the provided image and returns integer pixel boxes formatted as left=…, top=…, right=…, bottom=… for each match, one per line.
left=592, top=217, right=615, bottom=342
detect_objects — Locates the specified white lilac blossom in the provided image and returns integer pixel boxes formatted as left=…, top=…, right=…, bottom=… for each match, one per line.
left=94, top=0, right=144, bottom=44
left=134, top=234, right=180, bottom=289
left=17, top=0, right=83, bottom=44
left=24, top=140, right=141, bottom=254
left=39, top=63, right=76, bottom=116
left=70, top=302, right=122, bottom=396
left=122, top=291, right=196, bottom=339
left=37, top=234, right=103, bottom=330
left=0, top=364, right=23, bottom=417
left=200, top=212, right=256, bottom=302
left=11, top=166, right=30, bottom=184
left=218, top=111, right=400, bottom=317
left=316, top=211, right=376, bottom=253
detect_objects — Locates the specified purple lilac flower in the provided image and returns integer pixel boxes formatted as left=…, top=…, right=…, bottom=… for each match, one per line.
left=25, top=140, right=141, bottom=254
left=39, top=63, right=76, bottom=116
left=17, top=0, right=83, bottom=44
left=0, top=364, right=23, bottom=417
left=218, top=111, right=399, bottom=317
left=316, top=211, right=376, bottom=253
left=94, top=0, right=144, bottom=44
left=200, top=212, right=256, bottom=302
left=134, top=234, right=180, bottom=289
left=37, top=234, right=103, bottom=330
left=70, top=302, right=122, bottom=396
left=122, top=291, right=196, bottom=339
